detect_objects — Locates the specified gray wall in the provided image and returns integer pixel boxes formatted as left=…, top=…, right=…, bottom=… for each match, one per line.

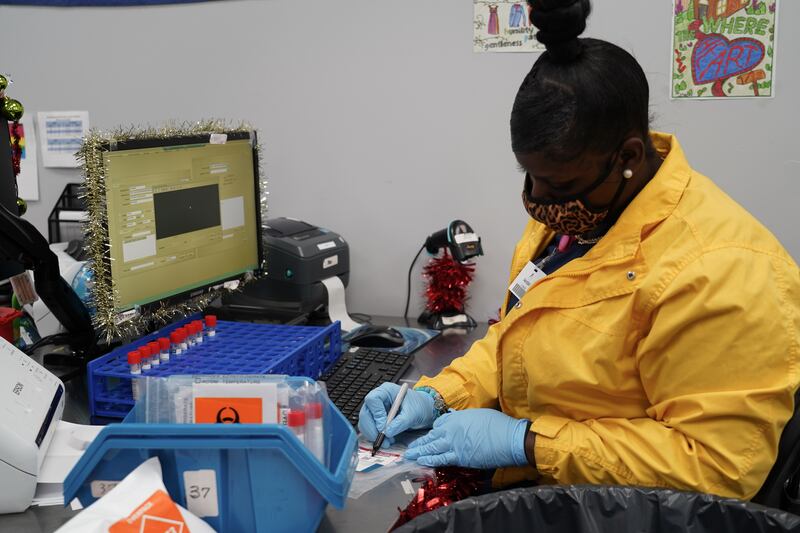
left=2, top=0, right=797, bottom=320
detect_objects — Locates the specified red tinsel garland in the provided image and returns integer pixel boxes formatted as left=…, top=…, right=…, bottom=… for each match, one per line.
left=9, top=120, right=21, bottom=177
left=390, top=467, right=490, bottom=530
left=422, top=250, right=475, bottom=314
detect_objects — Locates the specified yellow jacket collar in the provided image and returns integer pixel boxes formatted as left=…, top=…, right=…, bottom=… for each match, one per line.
left=548, top=132, right=690, bottom=268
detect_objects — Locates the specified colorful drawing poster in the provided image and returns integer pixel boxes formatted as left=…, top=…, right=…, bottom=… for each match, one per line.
left=9, top=115, right=39, bottom=201
left=672, top=0, right=777, bottom=99
left=474, top=1, right=545, bottom=53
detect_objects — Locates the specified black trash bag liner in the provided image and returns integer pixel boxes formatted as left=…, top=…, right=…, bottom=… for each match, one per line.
left=396, top=484, right=800, bottom=533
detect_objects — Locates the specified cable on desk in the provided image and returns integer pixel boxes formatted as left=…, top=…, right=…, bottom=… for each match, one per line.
left=404, top=244, right=426, bottom=321
left=23, top=333, right=73, bottom=355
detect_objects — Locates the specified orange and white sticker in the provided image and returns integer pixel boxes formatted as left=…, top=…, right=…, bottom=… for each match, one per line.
left=109, top=489, right=189, bottom=533
left=194, top=397, right=262, bottom=424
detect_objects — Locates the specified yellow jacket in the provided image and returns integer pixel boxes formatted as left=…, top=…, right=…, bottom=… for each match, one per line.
left=416, top=133, right=800, bottom=500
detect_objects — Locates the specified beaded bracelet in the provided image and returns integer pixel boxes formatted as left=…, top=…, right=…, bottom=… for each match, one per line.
left=414, top=386, right=449, bottom=418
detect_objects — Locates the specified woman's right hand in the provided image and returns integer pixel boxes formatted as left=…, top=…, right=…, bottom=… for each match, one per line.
left=357, top=383, right=437, bottom=448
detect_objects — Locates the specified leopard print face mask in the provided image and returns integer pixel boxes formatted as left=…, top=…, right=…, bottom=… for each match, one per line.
left=522, top=188, right=608, bottom=236
left=521, top=153, right=627, bottom=236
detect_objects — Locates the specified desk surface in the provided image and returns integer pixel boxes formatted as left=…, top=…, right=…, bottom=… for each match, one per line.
left=0, top=316, right=486, bottom=533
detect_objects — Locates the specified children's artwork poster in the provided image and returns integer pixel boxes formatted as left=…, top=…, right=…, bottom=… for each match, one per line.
left=474, top=1, right=545, bottom=53
left=672, top=0, right=778, bottom=99
left=9, top=115, right=39, bottom=201
left=36, top=110, right=90, bottom=167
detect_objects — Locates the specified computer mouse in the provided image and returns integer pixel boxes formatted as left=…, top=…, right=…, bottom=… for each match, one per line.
left=348, top=325, right=405, bottom=349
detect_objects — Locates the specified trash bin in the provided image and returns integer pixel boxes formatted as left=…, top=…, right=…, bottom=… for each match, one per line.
left=395, top=484, right=800, bottom=533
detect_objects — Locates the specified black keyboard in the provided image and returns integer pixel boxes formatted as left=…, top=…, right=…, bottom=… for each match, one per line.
left=321, top=347, right=413, bottom=427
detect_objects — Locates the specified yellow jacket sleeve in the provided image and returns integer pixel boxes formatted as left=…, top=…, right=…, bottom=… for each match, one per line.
left=532, top=247, right=800, bottom=500
left=414, top=321, right=501, bottom=410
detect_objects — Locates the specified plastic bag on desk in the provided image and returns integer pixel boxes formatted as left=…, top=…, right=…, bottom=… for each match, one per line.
left=55, top=456, right=215, bottom=533
left=138, top=374, right=298, bottom=424
left=136, top=375, right=331, bottom=466
left=348, top=438, right=432, bottom=499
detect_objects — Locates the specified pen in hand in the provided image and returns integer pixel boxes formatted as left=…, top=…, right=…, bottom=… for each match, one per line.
left=372, top=382, right=409, bottom=456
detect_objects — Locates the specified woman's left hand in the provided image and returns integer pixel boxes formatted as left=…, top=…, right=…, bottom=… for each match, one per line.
left=404, top=408, right=530, bottom=469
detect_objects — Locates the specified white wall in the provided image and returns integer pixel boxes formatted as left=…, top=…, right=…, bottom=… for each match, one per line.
left=1, top=0, right=798, bottom=320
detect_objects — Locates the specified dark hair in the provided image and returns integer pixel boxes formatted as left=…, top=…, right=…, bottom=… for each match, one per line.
left=511, top=0, right=653, bottom=161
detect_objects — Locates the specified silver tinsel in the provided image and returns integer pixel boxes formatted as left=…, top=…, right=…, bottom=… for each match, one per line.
left=77, top=120, right=268, bottom=342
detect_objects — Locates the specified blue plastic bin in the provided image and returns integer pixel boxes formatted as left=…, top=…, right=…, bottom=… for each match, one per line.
left=87, top=315, right=342, bottom=421
left=63, top=384, right=358, bottom=533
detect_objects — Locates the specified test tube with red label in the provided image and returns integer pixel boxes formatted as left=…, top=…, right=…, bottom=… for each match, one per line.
left=287, top=410, right=306, bottom=445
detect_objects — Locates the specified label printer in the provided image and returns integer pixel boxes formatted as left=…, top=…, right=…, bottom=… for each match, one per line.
left=0, top=337, right=64, bottom=513
left=221, top=217, right=350, bottom=320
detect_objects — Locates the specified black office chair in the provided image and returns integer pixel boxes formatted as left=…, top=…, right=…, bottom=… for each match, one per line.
left=752, top=388, right=800, bottom=512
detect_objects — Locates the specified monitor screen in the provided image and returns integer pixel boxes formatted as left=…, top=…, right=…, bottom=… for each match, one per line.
left=103, top=135, right=260, bottom=312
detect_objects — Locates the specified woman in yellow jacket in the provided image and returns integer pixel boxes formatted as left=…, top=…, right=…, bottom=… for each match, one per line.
left=359, top=0, right=800, bottom=500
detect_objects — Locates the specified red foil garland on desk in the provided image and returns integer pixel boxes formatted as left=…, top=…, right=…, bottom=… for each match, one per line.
left=390, top=467, right=490, bottom=530
left=423, top=251, right=475, bottom=314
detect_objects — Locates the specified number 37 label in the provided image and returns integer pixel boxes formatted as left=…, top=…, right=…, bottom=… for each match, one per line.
left=183, top=469, right=219, bottom=517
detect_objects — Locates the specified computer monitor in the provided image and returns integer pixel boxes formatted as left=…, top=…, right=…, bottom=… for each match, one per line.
left=102, top=132, right=262, bottom=314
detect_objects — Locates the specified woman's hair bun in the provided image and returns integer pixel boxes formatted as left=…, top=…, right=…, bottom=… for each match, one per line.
left=528, top=0, right=591, bottom=63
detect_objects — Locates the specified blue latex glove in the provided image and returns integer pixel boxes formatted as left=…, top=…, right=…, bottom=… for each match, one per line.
left=358, top=383, right=437, bottom=448
left=404, top=409, right=530, bottom=469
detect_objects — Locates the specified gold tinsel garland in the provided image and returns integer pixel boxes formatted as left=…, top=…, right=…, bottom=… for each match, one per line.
left=77, top=120, right=267, bottom=343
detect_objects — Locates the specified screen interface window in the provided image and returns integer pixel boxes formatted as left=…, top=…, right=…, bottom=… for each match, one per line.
left=104, top=139, right=259, bottom=312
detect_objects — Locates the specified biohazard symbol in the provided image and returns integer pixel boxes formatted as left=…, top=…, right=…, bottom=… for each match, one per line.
left=195, top=397, right=262, bottom=424
left=215, top=406, right=241, bottom=424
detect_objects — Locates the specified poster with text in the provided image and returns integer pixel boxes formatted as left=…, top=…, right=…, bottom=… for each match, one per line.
left=474, top=1, right=545, bottom=53
left=672, top=0, right=777, bottom=99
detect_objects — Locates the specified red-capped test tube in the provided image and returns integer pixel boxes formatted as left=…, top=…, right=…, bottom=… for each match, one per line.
left=187, top=323, right=197, bottom=347
left=158, top=337, right=170, bottom=363
left=140, top=345, right=152, bottom=371
left=287, top=410, right=306, bottom=445
left=148, top=341, right=161, bottom=366
left=127, top=350, right=141, bottom=375
left=194, top=320, right=205, bottom=344
left=170, top=331, right=183, bottom=357
left=128, top=350, right=142, bottom=400
left=178, top=328, right=189, bottom=352
left=205, top=315, right=217, bottom=338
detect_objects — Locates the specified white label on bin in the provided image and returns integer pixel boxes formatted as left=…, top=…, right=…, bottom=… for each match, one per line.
left=317, top=241, right=336, bottom=251
left=90, top=480, right=120, bottom=498
left=183, top=469, right=219, bottom=517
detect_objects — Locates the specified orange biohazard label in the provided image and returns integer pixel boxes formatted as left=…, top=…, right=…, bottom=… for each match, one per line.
left=194, top=397, right=262, bottom=424
left=109, top=489, right=190, bottom=533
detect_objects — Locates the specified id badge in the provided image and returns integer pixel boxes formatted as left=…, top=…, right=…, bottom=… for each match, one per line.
left=509, top=261, right=547, bottom=300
